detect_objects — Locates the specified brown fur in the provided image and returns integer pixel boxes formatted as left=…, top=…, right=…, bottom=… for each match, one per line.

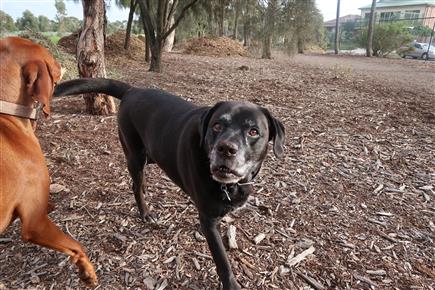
left=0, top=37, right=97, bottom=286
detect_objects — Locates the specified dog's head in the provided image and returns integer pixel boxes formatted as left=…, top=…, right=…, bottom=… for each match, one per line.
left=0, top=37, right=62, bottom=116
left=199, top=101, right=285, bottom=184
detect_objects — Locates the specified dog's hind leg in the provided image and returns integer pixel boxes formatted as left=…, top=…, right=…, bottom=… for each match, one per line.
left=118, top=129, right=154, bottom=222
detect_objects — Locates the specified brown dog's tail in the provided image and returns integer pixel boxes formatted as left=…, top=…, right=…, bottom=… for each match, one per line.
left=54, top=78, right=131, bottom=100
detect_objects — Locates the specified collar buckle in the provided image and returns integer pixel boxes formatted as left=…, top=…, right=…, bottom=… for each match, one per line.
left=34, top=102, right=44, bottom=118
left=220, top=184, right=232, bottom=201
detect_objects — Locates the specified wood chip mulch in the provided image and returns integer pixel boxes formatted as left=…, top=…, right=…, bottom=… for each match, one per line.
left=1, top=51, right=434, bottom=290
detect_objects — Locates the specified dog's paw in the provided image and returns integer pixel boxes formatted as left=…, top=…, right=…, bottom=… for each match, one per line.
left=221, top=279, right=242, bottom=290
left=75, top=256, right=98, bottom=287
left=222, top=285, right=241, bottom=290
left=78, top=265, right=98, bottom=287
left=80, top=271, right=98, bottom=287
left=139, top=211, right=158, bottom=224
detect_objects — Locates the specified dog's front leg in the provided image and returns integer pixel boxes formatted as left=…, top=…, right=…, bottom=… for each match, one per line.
left=200, top=215, right=241, bottom=290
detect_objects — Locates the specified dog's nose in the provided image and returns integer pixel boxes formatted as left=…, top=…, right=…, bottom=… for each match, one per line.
left=217, top=140, right=238, bottom=157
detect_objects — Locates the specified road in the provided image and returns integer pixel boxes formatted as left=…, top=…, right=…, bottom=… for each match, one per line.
left=291, top=53, right=435, bottom=94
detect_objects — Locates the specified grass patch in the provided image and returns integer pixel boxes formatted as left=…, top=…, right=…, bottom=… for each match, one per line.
left=19, top=30, right=78, bottom=80
left=49, top=35, right=61, bottom=44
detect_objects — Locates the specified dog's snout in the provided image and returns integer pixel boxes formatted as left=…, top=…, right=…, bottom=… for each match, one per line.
left=216, top=140, right=238, bottom=157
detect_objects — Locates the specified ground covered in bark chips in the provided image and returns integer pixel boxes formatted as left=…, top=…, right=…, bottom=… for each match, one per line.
left=1, top=46, right=434, bottom=290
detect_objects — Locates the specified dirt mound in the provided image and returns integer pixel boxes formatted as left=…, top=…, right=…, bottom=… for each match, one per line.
left=58, top=30, right=145, bottom=59
left=105, top=30, right=144, bottom=58
left=304, top=45, right=326, bottom=54
left=181, top=36, right=249, bottom=57
left=57, top=31, right=79, bottom=55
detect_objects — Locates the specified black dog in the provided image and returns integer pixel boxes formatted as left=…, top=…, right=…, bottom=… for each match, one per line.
left=54, top=78, right=285, bottom=290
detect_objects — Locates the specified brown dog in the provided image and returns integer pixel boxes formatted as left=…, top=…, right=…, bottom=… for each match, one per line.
left=0, top=37, right=97, bottom=286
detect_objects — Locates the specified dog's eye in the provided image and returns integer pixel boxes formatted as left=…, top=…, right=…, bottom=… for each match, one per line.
left=248, top=128, right=259, bottom=137
left=213, top=123, right=223, bottom=132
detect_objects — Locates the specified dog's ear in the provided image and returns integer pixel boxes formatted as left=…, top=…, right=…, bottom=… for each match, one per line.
left=22, top=60, right=56, bottom=117
left=261, top=108, right=285, bottom=158
left=199, top=102, right=225, bottom=148
left=46, top=58, right=62, bottom=83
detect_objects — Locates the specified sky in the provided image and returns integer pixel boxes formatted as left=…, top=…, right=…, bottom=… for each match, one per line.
left=317, top=0, right=374, bottom=21
left=0, top=0, right=130, bottom=22
left=0, top=0, right=374, bottom=23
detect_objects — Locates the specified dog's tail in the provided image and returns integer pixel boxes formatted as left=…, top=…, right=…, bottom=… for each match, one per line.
left=54, top=78, right=131, bottom=100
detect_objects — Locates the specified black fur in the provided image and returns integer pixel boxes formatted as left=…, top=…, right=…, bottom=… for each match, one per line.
left=54, top=78, right=285, bottom=290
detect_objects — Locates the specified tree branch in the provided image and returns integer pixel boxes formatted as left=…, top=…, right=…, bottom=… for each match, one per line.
left=162, top=0, right=199, bottom=40
left=156, top=0, right=165, bottom=39
left=138, top=0, right=156, bottom=44
left=165, top=0, right=179, bottom=31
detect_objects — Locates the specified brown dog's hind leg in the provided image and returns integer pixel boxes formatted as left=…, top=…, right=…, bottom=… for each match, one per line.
left=19, top=213, right=97, bottom=286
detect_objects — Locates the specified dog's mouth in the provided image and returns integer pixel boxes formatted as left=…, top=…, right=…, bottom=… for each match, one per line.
left=211, top=165, right=243, bottom=184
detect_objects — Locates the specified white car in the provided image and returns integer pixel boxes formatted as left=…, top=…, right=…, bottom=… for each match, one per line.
left=399, top=42, right=435, bottom=60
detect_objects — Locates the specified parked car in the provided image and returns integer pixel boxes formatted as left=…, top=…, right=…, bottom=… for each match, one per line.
left=398, top=42, right=435, bottom=60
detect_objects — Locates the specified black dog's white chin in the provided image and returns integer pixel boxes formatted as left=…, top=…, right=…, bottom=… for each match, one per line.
left=211, top=165, right=243, bottom=184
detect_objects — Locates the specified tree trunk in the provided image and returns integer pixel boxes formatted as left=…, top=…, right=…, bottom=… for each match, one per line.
left=334, top=0, right=340, bottom=54
left=366, top=0, right=377, bottom=57
left=262, top=33, right=272, bottom=59
left=138, top=0, right=198, bottom=72
left=162, top=26, right=175, bottom=52
left=149, top=41, right=163, bottom=72
left=262, top=0, right=277, bottom=59
left=145, top=36, right=150, bottom=62
left=124, top=0, right=137, bottom=50
left=138, top=1, right=151, bottom=63
left=217, top=0, right=225, bottom=36
left=162, top=0, right=175, bottom=52
left=297, top=37, right=304, bottom=54
left=243, top=21, right=251, bottom=47
left=232, top=0, right=240, bottom=40
left=243, top=3, right=252, bottom=47
left=78, top=0, right=116, bottom=115
left=206, top=2, right=217, bottom=36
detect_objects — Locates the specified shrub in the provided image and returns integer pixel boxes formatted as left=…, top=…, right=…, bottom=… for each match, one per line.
left=358, top=22, right=413, bottom=57
left=19, top=30, right=78, bottom=80
left=410, top=24, right=433, bottom=38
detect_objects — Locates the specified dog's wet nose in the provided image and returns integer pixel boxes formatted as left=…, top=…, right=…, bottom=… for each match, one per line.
left=217, top=140, right=238, bottom=157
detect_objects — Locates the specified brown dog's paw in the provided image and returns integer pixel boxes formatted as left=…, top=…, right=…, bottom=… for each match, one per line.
left=79, top=268, right=98, bottom=287
left=74, top=255, right=98, bottom=287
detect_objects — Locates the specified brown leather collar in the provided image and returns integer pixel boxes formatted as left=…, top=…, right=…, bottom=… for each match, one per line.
left=0, top=100, right=41, bottom=120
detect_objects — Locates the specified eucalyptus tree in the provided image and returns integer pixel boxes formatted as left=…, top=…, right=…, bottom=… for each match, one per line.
left=77, top=0, right=116, bottom=114
left=335, top=0, right=340, bottom=54
left=137, top=0, right=199, bottom=72
left=366, top=0, right=377, bottom=57
left=261, top=0, right=279, bottom=59
left=0, top=11, right=16, bottom=33
left=55, top=0, right=67, bottom=32
left=114, top=0, right=139, bottom=49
